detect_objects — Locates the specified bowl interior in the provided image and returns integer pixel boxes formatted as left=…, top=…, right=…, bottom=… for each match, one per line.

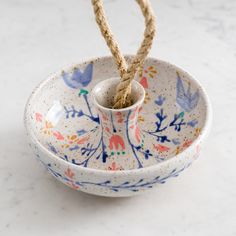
left=25, top=56, right=209, bottom=171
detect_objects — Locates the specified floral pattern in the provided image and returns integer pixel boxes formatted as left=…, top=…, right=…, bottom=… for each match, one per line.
left=33, top=65, right=202, bottom=171
left=25, top=57, right=209, bottom=196
left=35, top=153, right=193, bottom=193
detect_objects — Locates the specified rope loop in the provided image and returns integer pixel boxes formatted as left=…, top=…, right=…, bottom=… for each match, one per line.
left=92, top=0, right=156, bottom=108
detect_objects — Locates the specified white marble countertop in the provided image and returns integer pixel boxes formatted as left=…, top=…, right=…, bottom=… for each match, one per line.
left=0, top=0, right=236, bottom=235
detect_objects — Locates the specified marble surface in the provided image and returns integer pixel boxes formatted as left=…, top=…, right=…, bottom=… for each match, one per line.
left=0, top=0, right=235, bottom=235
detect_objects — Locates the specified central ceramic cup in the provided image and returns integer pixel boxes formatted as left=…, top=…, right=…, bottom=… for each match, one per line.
left=91, top=77, right=145, bottom=170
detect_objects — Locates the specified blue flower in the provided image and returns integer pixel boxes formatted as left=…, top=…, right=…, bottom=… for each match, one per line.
left=176, top=72, right=199, bottom=112
left=77, top=129, right=87, bottom=136
left=155, top=95, right=166, bottom=106
left=187, top=119, right=198, bottom=127
left=172, top=138, right=180, bottom=145
left=47, top=143, right=57, bottom=154
left=62, top=63, right=93, bottom=89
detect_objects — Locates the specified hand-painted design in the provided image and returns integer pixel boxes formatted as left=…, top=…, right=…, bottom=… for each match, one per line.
left=144, top=102, right=198, bottom=143
left=176, top=71, right=199, bottom=112
left=36, top=97, right=199, bottom=169
left=36, top=157, right=77, bottom=190
left=64, top=105, right=83, bottom=118
left=155, top=95, right=166, bottom=106
left=35, top=112, right=42, bottom=122
left=172, top=138, right=180, bottom=145
left=143, top=149, right=154, bottom=160
left=80, top=164, right=190, bottom=192
left=144, top=66, right=158, bottom=78
left=62, top=63, right=93, bottom=89
left=64, top=167, right=75, bottom=179
left=187, top=119, right=198, bottom=127
left=72, top=128, right=108, bottom=166
left=125, top=110, right=160, bottom=167
left=64, top=168, right=79, bottom=190
left=144, top=109, right=170, bottom=143
left=110, top=112, right=117, bottom=132
left=47, top=143, right=58, bottom=154
left=63, top=105, right=141, bottom=168
left=109, top=135, right=125, bottom=151
left=194, top=128, right=201, bottom=137
left=35, top=66, right=202, bottom=170
left=27, top=54, right=209, bottom=196
left=61, top=136, right=79, bottom=150
left=169, top=112, right=186, bottom=132
left=37, top=155, right=191, bottom=193
left=77, top=129, right=87, bottom=136
left=80, top=103, right=161, bottom=168
left=154, top=108, right=168, bottom=132
left=135, top=126, right=141, bottom=143
left=144, top=92, right=151, bottom=104
left=138, top=65, right=157, bottom=89
left=38, top=112, right=97, bottom=154
left=78, top=89, right=99, bottom=121
left=64, top=92, right=99, bottom=124
left=128, top=106, right=137, bottom=120
left=140, top=77, right=148, bottom=89
left=182, top=140, right=193, bottom=148
left=69, top=146, right=80, bottom=151
left=53, top=131, right=64, bottom=141
left=108, top=162, right=124, bottom=171
left=79, top=89, right=89, bottom=96
left=174, top=139, right=193, bottom=155
left=110, top=150, right=125, bottom=156
left=138, top=113, right=145, bottom=122
left=66, top=134, right=90, bottom=145
left=126, top=111, right=142, bottom=168
left=153, top=144, right=170, bottom=153
left=42, top=120, right=54, bottom=135
left=115, top=112, right=124, bottom=124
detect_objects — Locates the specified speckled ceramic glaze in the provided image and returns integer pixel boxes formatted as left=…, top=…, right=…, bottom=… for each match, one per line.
left=24, top=56, right=212, bottom=197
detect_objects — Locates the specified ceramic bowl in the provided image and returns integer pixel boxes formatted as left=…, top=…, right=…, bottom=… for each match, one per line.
left=24, top=55, right=212, bottom=197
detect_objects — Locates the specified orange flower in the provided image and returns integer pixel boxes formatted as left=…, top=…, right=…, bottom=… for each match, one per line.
left=42, top=120, right=53, bottom=135
left=65, top=168, right=75, bottom=179
left=139, top=66, right=157, bottom=79
left=153, top=144, right=170, bottom=152
left=182, top=140, right=193, bottom=148
left=144, top=92, right=151, bottom=104
left=138, top=115, right=145, bottom=122
left=194, top=128, right=201, bottom=137
left=45, top=121, right=53, bottom=129
left=77, top=136, right=90, bottom=144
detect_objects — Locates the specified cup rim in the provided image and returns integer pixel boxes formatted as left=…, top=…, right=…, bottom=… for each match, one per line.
left=91, top=77, right=145, bottom=112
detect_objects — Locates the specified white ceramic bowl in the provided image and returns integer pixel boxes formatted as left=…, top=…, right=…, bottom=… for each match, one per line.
left=24, top=56, right=212, bottom=197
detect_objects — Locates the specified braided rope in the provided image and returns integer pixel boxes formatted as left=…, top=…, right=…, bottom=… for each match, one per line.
left=91, top=0, right=156, bottom=108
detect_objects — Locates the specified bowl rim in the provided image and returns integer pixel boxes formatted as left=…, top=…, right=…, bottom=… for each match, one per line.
left=24, top=55, right=212, bottom=176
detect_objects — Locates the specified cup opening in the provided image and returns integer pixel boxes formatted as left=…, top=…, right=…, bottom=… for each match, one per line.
left=92, top=77, right=145, bottom=110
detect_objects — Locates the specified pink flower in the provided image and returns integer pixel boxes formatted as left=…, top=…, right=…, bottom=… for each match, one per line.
left=53, top=131, right=64, bottom=140
left=35, top=112, right=42, bottom=122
